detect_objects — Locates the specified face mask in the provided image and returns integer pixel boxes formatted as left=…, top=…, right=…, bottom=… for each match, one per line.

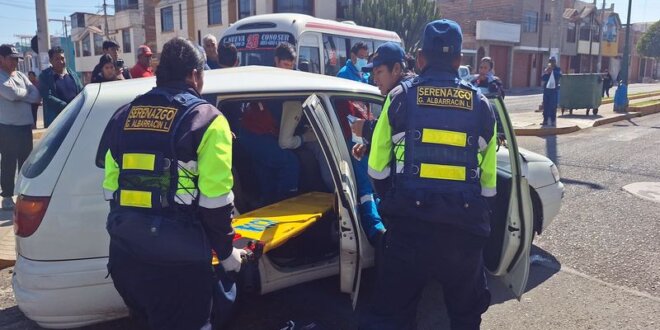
left=355, top=58, right=368, bottom=72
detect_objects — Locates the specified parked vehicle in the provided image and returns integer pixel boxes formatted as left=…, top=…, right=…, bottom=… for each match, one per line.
left=12, top=66, right=562, bottom=328
left=219, top=13, right=401, bottom=75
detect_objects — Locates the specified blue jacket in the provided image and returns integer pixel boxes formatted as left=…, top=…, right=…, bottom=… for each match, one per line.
left=38, top=67, right=83, bottom=127
left=337, top=59, right=369, bottom=83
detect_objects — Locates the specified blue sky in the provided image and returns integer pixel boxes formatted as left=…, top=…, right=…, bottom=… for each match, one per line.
left=0, top=0, right=112, bottom=45
left=0, top=0, right=658, bottom=46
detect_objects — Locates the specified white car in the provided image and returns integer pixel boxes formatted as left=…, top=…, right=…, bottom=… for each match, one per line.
left=12, top=66, right=561, bottom=328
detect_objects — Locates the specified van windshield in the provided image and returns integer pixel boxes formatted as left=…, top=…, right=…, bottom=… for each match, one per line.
left=221, top=32, right=296, bottom=67
left=21, top=92, right=86, bottom=179
left=238, top=50, right=275, bottom=67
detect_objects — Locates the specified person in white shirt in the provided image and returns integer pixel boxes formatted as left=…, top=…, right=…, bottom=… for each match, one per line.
left=0, top=44, right=41, bottom=210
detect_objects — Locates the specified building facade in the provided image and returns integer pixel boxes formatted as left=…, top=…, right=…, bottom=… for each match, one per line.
left=71, top=0, right=157, bottom=83
left=618, top=22, right=658, bottom=83
left=436, top=0, right=623, bottom=89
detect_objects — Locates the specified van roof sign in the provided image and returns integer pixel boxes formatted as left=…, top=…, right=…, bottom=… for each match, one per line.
left=221, top=32, right=296, bottom=51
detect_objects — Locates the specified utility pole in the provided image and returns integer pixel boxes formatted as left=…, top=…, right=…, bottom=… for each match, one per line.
left=614, top=0, right=633, bottom=112
left=49, top=17, right=69, bottom=39
left=596, top=0, right=606, bottom=72
left=35, top=0, right=50, bottom=70
left=103, top=0, right=110, bottom=38
left=588, top=0, right=596, bottom=72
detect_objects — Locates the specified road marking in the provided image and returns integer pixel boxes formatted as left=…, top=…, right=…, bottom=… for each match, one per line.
left=622, top=182, right=660, bottom=204
left=531, top=254, right=660, bottom=303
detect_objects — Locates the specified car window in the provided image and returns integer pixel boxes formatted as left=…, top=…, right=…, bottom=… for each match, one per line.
left=21, top=92, right=86, bottom=179
left=330, top=96, right=383, bottom=144
left=323, top=34, right=349, bottom=76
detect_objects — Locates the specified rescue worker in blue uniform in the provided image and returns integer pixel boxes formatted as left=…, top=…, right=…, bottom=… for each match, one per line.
left=359, top=20, right=498, bottom=330
left=336, top=41, right=384, bottom=245
left=97, top=37, right=244, bottom=330
left=349, top=41, right=411, bottom=243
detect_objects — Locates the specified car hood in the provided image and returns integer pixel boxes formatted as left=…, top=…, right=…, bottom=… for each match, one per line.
left=518, top=147, right=553, bottom=163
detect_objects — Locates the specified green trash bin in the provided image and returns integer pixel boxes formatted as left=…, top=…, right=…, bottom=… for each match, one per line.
left=559, top=73, right=603, bottom=116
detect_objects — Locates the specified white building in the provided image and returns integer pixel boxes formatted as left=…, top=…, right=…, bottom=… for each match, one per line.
left=154, top=0, right=354, bottom=51
left=71, top=1, right=157, bottom=83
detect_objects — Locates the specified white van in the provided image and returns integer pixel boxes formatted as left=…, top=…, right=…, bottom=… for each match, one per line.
left=219, top=13, right=401, bottom=75
left=12, top=67, right=548, bottom=328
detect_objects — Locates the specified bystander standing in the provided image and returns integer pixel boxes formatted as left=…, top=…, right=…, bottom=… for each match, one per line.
left=92, top=41, right=130, bottom=82
left=472, top=56, right=505, bottom=98
left=541, top=56, right=562, bottom=126
left=130, top=45, right=154, bottom=78
left=38, top=46, right=83, bottom=127
left=218, top=42, right=239, bottom=68
left=602, top=69, right=613, bottom=97
left=0, top=44, right=41, bottom=210
left=94, top=54, right=124, bottom=83
left=27, top=71, right=41, bottom=128
left=203, top=34, right=220, bottom=69
left=337, top=41, right=369, bottom=83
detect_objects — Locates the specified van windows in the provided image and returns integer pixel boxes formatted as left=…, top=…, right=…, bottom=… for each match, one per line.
left=21, top=93, right=86, bottom=179
left=298, top=46, right=321, bottom=73
left=221, top=32, right=296, bottom=67
left=323, top=34, right=349, bottom=76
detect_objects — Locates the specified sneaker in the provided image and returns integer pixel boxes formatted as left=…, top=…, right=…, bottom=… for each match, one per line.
left=1, top=197, right=15, bottom=210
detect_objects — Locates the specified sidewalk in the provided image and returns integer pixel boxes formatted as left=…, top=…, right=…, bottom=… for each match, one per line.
left=0, top=207, right=15, bottom=270
left=511, top=94, right=660, bottom=136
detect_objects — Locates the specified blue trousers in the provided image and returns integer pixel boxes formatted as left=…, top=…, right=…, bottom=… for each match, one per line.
left=542, top=89, right=558, bottom=124
left=360, top=219, right=490, bottom=330
left=239, top=130, right=299, bottom=203
left=350, top=142, right=384, bottom=241
left=109, top=242, right=214, bottom=330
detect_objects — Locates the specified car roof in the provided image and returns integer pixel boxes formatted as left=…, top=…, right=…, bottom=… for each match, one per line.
left=98, top=66, right=382, bottom=97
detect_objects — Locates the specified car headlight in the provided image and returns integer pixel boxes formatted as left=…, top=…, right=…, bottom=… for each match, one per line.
left=550, top=164, right=560, bottom=183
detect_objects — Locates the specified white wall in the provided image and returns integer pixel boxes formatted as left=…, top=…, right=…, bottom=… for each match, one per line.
left=315, top=0, right=336, bottom=20
left=155, top=0, right=190, bottom=52
left=194, top=0, right=231, bottom=43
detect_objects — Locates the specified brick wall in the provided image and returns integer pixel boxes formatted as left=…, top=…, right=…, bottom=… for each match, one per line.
left=436, top=0, right=525, bottom=37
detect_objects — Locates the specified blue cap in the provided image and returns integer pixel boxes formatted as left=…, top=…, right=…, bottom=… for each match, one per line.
left=421, top=19, right=462, bottom=57
left=362, top=42, right=405, bottom=72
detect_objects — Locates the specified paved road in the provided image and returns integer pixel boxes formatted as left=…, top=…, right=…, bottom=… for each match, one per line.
left=2, top=113, right=660, bottom=329
left=505, top=83, right=660, bottom=113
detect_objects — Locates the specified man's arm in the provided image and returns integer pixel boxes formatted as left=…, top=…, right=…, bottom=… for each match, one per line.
left=368, top=86, right=406, bottom=196
left=196, top=112, right=235, bottom=260
left=22, top=73, right=41, bottom=104
left=38, top=71, right=67, bottom=109
left=0, top=74, right=30, bottom=102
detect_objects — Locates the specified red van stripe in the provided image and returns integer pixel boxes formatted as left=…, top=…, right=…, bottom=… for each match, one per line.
left=304, top=22, right=400, bottom=40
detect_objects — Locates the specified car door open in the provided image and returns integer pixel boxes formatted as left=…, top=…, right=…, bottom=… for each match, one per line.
left=486, top=96, right=534, bottom=299
left=303, top=94, right=364, bottom=308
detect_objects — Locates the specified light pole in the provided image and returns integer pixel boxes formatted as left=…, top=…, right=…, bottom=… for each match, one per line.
left=614, top=0, right=632, bottom=112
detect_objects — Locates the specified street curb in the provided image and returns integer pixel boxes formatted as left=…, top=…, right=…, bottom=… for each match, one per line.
left=593, top=113, right=641, bottom=127
left=515, top=125, right=581, bottom=136
left=601, top=91, right=660, bottom=105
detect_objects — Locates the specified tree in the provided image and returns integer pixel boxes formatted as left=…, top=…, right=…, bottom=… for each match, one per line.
left=636, top=20, right=660, bottom=78
left=345, top=0, right=440, bottom=54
